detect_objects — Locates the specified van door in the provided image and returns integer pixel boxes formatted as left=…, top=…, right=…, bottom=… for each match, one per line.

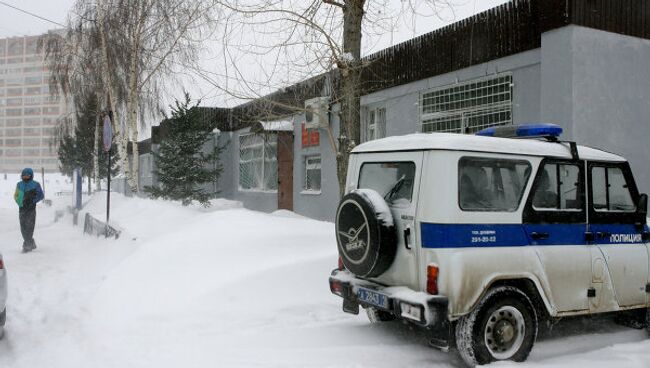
left=587, top=162, right=649, bottom=308
left=522, top=159, right=592, bottom=313
left=356, top=152, right=424, bottom=290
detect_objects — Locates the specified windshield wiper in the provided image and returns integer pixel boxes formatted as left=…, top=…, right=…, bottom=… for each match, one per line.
left=383, top=175, right=406, bottom=202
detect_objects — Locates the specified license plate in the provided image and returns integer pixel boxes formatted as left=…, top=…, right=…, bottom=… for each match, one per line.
left=357, top=287, right=390, bottom=310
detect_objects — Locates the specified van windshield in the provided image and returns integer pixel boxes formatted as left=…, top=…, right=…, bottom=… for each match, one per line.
left=459, top=157, right=531, bottom=212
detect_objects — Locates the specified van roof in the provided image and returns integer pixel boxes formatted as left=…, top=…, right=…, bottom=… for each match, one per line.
left=352, top=133, right=625, bottom=162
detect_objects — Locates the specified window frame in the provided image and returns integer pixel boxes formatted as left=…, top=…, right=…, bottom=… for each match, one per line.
left=303, top=155, right=322, bottom=193
left=587, top=161, right=640, bottom=224
left=457, top=156, right=532, bottom=213
left=362, top=106, right=386, bottom=143
left=523, top=159, right=586, bottom=224
left=238, top=132, right=278, bottom=192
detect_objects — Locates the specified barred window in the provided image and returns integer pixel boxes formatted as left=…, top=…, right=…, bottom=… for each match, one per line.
left=421, top=75, right=512, bottom=134
left=239, top=133, right=278, bottom=191
left=304, top=155, right=321, bottom=192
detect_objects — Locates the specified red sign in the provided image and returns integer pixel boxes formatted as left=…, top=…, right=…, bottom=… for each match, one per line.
left=301, top=123, right=320, bottom=148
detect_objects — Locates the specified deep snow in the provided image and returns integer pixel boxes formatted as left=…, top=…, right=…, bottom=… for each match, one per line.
left=0, top=173, right=649, bottom=367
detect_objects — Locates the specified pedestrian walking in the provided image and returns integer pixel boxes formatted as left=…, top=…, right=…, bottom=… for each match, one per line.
left=14, top=168, right=44, bottom=253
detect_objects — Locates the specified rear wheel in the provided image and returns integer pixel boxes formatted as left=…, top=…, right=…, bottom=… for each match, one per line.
left=366, top=307, right=396, bottom=323
left=455, top=286, right=537, bottom=366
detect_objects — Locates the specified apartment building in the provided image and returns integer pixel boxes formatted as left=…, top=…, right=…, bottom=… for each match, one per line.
left=0, top=34, right=68, bottom=173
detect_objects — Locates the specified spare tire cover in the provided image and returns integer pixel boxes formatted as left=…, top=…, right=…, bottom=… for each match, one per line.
left=336, top=189, right=397, bottom=278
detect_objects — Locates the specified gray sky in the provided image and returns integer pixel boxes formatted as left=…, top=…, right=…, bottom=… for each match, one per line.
left=0, top=1, right=508, bottom=39
left=0, top=0, right=73, bottom=37
left=0, top=0, right=510, bottom=112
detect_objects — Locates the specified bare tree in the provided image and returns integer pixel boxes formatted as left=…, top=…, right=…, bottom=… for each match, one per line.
left=207, top=0, right=453, bottom=195
left=46, top=0, right=220, bottom=193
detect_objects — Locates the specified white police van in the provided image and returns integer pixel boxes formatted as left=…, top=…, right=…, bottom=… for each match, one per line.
left=329, top=124, right=650, bottom=366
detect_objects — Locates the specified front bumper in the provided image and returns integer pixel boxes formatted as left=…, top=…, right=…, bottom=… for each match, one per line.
left=329, top=269, right=448, bottom=328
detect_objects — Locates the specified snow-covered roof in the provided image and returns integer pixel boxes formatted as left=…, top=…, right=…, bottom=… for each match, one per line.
left=260, top=119, right=293, bottom=132
left=353, top=133, right=625, bottom=162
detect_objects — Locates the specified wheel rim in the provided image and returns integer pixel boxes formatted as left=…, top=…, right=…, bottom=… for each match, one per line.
left=484, top=305, right=525, bottom=360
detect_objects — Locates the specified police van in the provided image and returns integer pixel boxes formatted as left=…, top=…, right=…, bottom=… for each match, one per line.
left=329, top=124, right=650, bottom=366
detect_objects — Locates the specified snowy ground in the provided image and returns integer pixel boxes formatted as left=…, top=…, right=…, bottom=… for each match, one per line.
left=0, top=173, right=649, bottom=367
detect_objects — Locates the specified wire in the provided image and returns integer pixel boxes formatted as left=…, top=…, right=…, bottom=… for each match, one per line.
left=0, top=0, right=66, bottom=28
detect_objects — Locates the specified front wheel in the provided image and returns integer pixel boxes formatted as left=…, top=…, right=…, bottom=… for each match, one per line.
left=455, top=286, right=537, bottom=366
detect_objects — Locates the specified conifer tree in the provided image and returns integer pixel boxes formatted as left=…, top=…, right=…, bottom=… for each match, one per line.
left=58, top=93, right=118, bottom=192
left=145, top=94, right=222, bottom=206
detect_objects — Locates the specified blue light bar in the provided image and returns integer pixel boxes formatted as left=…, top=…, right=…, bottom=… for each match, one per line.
left=476, top=123, right=563, bottom=139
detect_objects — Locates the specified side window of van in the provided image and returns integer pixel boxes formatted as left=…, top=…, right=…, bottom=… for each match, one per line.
left=532, top=163, right=582, bottom=211
left=458, top=157, right=531, bottom=212
left=591, top=166, right=636, bottom=212
left=358, top=162, right=416, bottom=205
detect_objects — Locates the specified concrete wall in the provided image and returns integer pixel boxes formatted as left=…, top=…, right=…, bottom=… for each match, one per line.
left=291, top=109, right=341, bottom=221
left=541, top=25, right=650, bottom=194
left=571, top=26, right=650, bottom=195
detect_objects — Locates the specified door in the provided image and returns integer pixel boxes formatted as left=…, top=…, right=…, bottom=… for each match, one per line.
left=356, top=152, right=424, bottom=290
left=522, top=159, right=592, bottom=312
left=588, top=162, right=648, bottom=308
left=277, top=132, right=294, bottom=210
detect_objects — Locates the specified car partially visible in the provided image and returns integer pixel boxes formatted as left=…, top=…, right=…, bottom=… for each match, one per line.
left=0, top=254, right=6, bottom=338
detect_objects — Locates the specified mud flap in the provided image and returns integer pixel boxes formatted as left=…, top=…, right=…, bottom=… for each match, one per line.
left=343, top=298, right=360, bottom=315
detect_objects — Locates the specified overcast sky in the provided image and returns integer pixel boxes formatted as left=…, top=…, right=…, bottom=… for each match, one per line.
left=0, top=0, right=510, bottom=115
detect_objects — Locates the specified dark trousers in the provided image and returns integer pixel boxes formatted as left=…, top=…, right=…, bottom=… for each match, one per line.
left=19, top=208, right=36, bottom=247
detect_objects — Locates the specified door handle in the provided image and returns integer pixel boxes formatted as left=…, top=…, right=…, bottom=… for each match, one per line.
left=403, top=227, right=411, bottom=250
left=530, top=232, right=549, bottom=240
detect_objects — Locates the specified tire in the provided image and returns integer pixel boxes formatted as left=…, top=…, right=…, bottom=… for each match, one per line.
left=366, top=307, right=396, bottom=323
left=455, top=286, right=537, bottom=367
left=335, top=190, right=397, bottom=278
left=646, top=308, right=650, bottom=337
left=0, top=308, right=6, bottom=340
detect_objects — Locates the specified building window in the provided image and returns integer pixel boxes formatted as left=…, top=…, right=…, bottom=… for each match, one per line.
left=239, top=133, right=277, bottom=191
left=304, top=155, right=321, bottom=192
left=362, top=107, right=386, bottom=142
left=420, top=74, right=512, bottom=134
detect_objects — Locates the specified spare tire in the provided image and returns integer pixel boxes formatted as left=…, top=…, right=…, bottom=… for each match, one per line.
left=335, top=189, right=397, bottom=278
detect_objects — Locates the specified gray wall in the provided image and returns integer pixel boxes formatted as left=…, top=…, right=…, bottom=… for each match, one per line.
left=291, top=108, right=341, bottom=221
left=361, top=48, right=542, bottom=137
left=541, top=25, right=650, bottom=194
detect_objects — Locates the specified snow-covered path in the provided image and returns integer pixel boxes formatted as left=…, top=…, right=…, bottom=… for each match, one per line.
left=0, top=177, right=649, bottom=367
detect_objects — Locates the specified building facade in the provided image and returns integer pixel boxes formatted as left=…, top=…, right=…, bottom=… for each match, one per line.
left=145, top=0, right=650, bottom=221
left=0, top=34, right=68, bottom=173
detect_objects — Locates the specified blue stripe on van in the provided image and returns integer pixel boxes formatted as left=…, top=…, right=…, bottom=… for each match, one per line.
left=420, top=223, right=590, bottom=248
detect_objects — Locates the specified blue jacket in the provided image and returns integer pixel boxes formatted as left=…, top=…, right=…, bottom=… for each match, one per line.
left=14, top=168, right=44, bottom=210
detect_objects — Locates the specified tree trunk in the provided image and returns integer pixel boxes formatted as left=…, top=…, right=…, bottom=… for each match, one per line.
left=336, top=0, right=365, bottom=196
left=87, top=173, right=92, bottom=195
left=97, top=0, right=129, bottom=182
left=126, top=33, right=141, bottom=193
left=93, top=114, right=101, bottom=191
